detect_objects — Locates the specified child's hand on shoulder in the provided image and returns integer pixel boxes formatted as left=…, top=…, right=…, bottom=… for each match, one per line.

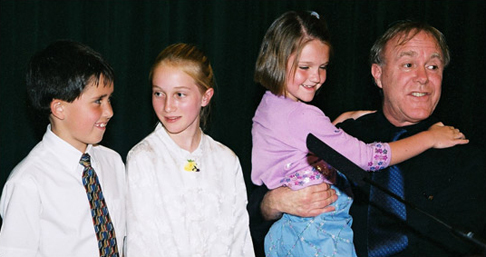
left=427, top=122, right=469, bottom=148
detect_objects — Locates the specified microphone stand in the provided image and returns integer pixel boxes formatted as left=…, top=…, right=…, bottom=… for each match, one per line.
left=306, top=133, right=486, bottom=253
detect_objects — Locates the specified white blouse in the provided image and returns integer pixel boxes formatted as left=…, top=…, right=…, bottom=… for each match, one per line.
left=126, top=123, right=254, bottom=257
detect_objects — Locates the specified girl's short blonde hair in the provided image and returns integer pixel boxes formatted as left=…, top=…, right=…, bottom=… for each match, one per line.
left=254, top=11, right=332, bottom=96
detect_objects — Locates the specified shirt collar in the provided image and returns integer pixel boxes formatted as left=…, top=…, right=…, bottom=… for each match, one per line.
left=43, top=124, right=94, bottom=173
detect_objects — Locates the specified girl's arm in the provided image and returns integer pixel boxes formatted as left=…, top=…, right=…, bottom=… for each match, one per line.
left=389, top=122, right=469, bottom=165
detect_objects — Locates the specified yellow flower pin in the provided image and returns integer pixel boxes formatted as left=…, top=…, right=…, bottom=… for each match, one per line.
left=184, top=159, right=200, bottom=172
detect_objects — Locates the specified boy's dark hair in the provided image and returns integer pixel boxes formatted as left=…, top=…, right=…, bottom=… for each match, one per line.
left=26, top=40, right=114, bottom=117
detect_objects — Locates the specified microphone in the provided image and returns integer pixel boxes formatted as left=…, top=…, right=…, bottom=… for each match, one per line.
left=306, top=133, right=486, bottom=251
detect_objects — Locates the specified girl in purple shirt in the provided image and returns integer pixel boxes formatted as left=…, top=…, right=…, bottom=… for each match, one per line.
left=251, top=11, right=468, bottom=257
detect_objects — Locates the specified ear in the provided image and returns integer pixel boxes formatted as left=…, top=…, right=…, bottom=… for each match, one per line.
left=201, top=88, right=214, bottom=107
left=371, top=63, right=383, bottom=89
left=50, top=99, right=66, bottom=120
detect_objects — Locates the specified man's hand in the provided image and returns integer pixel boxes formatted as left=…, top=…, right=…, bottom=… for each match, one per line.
left=260, top=183, right=338, bottom=221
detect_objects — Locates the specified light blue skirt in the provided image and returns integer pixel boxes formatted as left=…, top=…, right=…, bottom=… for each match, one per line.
left=265, top=171, right=356, bottom=257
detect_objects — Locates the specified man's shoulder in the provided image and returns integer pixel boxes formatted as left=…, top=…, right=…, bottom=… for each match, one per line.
left=415, top=141, right=484, bottom=162
left=416, top=143, right=485, bottom=172
left=339, top=112, right=381, bottom=127
left=337, top=112, right=384, bottom=142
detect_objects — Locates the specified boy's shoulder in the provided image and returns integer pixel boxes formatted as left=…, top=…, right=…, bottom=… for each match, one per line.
left=6, top=143, right=122, bottom=181
left=6, top=140, right=52, bottom=180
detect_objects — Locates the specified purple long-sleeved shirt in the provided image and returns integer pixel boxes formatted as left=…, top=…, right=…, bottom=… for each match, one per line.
left=251, top=91, right=390, bottom=190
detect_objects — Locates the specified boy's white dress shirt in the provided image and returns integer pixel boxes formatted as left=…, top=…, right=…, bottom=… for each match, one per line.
left=0, top=125, right=126, bottom=257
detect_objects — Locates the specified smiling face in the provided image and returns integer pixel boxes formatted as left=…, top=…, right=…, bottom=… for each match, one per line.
left=51, top=75, right=114, bottom=152
left=285, top=39, right=330, bottom=102
left=372, top=31, right=444, bottom=126
left=151, top=64, right=213, bottom=139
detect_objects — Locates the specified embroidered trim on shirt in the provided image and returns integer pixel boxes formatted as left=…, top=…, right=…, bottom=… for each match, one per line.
left=368, top=142, right=388, bottom=171
left=280, top=168, right=323, bottom=189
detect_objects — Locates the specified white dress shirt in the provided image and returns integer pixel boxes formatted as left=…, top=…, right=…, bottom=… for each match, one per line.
left=126, top=123, right=254, bottom=257
left=0, top=125, right=126, bottom=257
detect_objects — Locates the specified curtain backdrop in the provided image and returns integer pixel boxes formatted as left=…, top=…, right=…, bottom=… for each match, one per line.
left=1, top=0, right=485, bottom=195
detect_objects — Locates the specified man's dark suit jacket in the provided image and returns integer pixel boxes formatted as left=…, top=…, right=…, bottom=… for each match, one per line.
left=339, top=110, right=486, bottom=256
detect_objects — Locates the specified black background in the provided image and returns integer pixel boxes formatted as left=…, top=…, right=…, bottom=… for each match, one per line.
left=1, top=0, right=485, bottom=196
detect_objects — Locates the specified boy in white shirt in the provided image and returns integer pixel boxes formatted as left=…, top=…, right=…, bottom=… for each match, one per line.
left=0, top=40, right=125, bottom=257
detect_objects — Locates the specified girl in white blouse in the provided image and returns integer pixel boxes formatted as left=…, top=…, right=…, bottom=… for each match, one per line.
left=126, top=43, right=254, bottom=257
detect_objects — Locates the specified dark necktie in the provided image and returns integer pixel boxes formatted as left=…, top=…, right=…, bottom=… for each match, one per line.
left=368, top=129, right=408, bottom=257
left=80, top=153, right=119, bottom=257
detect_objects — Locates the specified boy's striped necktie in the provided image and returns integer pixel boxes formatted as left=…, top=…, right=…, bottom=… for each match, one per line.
left=80, top=153, right=119, bottom=257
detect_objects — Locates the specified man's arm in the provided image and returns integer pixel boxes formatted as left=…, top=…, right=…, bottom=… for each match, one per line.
left=260, top=183, right=337, bottom=220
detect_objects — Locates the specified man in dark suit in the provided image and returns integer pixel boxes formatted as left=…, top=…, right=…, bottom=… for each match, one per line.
left=248, top=21, right=486, bottom=256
